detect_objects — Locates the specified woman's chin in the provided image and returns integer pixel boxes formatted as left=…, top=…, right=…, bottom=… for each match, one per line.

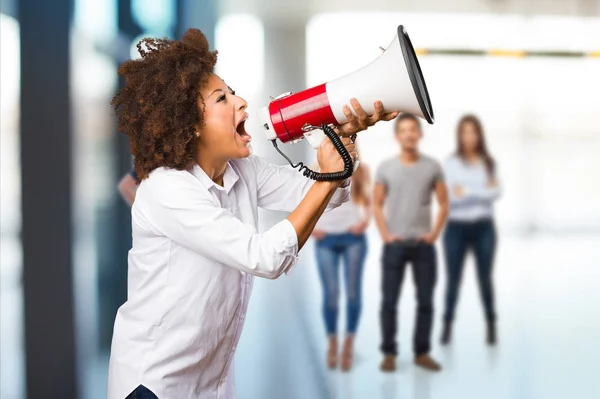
left=233, top=134, right=253, bottom=158
left=235, top=143, right=252, bottom=158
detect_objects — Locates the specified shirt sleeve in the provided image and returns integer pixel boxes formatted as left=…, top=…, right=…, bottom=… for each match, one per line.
left=374, top=163, right=388, bottom=187
left=445, top=158, right=470, bottom=206
left=446, top=157, right=501, bottom=205
left=433, top=160, right=444, bottom=182
left=144, top=172, right=299, bottom=279
left=464, top=169, right=502, bottom=202
left=249, top=155, right=351, bottom=213
left=464, top=185, right=501, bottom=201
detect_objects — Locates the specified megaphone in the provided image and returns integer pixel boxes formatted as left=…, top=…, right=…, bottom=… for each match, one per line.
left=258, top=25, right=433, bottom=146
left=257, top=25, right=433, bottom=180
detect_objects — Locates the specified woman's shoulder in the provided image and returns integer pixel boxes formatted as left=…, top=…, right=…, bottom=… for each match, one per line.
left=354, top=162, right=371, bottom=179
left=139, top=166, right=212, bottom=202
left=443, top=154, right=462, bottom=168
left=144, top=166, right=197, bottom=184
left=230, top=154, right=264, bottom=175
left=357, top=161, right=370, bottom=172
left=444, top=153, right=460, bottom=162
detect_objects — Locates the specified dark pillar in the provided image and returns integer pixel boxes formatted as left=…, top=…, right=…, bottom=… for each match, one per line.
left=19, top=0, right=77, bottom=398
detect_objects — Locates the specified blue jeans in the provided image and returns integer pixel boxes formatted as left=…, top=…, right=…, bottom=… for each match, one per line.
left=125, top=385, right=158, bottom=399
left=315, top=233, right=367, bottom=335
left=443, top=219, right=497, bottom=322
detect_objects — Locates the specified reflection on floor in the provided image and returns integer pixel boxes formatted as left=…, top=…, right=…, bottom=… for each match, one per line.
left=2, top=232, right=600, bottom=399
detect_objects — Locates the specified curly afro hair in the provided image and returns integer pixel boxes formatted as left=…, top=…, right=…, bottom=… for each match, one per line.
left=111, top=28, right=218, bottom=180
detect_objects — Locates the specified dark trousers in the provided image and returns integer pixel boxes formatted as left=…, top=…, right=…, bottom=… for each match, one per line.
left=380, top=240, right=437, bottom=356
left=125, top=385, right=159, bottom=399
left=443, top=219, right=497, bottom=323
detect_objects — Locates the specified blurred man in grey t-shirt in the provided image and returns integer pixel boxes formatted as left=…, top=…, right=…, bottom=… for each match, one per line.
left=373, top=113, right=448, bottom=372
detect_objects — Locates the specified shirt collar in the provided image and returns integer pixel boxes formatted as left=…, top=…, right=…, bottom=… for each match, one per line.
left=190, top=162, right=239, bottom=194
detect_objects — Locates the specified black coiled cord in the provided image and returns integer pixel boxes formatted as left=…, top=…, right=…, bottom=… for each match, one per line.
left=271, top=124, right=355, bottom=181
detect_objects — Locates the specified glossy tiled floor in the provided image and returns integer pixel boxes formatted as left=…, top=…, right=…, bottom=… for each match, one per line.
left=236, top=230, right=600, bottom=399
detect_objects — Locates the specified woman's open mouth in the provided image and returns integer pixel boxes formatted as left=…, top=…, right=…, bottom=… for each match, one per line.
left=236, top=117, right=252, bottom=143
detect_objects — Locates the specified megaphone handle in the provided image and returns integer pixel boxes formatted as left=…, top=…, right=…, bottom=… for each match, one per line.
left=304, top=129, right=360, bottom=172
left=304, top=129, right=326, bottom=149
left=270, top=124, right=356, bottom=181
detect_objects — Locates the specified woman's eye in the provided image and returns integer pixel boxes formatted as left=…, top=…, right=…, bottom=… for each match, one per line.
left=228, top=86, right=235, bottom=95
left=217, top=94, right=226, bottom=102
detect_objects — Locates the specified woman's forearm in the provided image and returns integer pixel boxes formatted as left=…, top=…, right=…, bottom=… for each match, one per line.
left=432, top=203, right=449, bottom=238
left=118, top=175, right=138, bottom=207
left=466, top=185, right=502, bottom=201
left=287, top=181, right=339, bottom=250
left=362, top=202, right=373, bottom=224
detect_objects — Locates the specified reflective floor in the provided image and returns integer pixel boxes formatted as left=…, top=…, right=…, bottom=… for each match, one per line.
left=2, top=231, right=600, bottom=399
left=236, top=230, right=600, bottom=399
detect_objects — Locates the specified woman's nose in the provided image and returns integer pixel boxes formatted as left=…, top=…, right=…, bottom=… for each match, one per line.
left=236, top=96, right=248, bottom=112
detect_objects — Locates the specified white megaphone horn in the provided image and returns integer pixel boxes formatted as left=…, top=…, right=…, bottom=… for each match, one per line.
left=257, top=25, right=434, bottom=151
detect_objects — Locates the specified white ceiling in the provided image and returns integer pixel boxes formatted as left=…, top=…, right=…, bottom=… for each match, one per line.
left=219, top=0, right=600, bottom=24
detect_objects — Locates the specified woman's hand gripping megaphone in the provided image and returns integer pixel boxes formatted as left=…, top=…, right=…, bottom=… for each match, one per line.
left=267, top=98, right=399, bottom=182
left=302, top=99, right=399, bottom=174
left=304, top=98, right=399, bottom=148
left=335, top=98, right=399, bottom=137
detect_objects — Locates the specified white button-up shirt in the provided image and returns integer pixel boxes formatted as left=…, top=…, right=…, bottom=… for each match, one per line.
left=107, top=154, right=350, bottom=399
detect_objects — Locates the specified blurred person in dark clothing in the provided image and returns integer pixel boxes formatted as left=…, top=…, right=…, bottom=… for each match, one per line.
left=311, top=159, right=372, bottom=371
left=118, top=168, right=139, bottom=206
left=441, top=114, right=501, bottom=346
left=373, top=114, right=448, bottom=372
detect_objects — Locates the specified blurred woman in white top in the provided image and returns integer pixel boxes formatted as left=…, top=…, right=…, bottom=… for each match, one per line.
left=441, top=114, right=501, bottom=347
left=312, top=157, right=371, bottom=371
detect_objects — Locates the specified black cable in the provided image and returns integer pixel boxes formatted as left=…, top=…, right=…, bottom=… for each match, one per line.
left=271, top=124, right=355, bottom=181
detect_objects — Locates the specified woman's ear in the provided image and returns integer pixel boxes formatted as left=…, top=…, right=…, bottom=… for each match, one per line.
left=193, top=122, right=202, bottom=139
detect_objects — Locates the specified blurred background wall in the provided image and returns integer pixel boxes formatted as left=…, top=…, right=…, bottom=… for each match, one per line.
left=1, top=0, right=599, bottom=398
